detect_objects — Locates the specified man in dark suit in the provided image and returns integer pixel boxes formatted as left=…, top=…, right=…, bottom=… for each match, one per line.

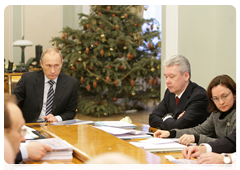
left=13, top=48, right=79, bottom=123
left=149, top=55, right=210, bottom=130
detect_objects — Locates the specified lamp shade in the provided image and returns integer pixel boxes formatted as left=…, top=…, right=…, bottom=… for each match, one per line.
left=13, top=40, right=33, bottom=46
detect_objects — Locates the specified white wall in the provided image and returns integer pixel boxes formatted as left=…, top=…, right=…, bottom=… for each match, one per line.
left=24, top=5, right=62, bottom=61
left=161, top=5, right=236, bottom=99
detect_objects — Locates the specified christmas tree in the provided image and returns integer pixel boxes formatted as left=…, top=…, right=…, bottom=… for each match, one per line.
left=50, top=5, right=161, bottom=117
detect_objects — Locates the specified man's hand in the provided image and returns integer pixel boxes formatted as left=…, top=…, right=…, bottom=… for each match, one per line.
left=37, top=162, right=58, bottom=170
left=26, top=142, right=53, bottom=160
left=44, top=114, right=58, bottom=122
left=177, top=111, right=185, bottom=119
left=153, top=130, right=170, bottom=138
left=179, top=134, right=195, bottom=146
left=196, top=152, right=226, bottom=164
left=182, top=145, right=207, bottom=159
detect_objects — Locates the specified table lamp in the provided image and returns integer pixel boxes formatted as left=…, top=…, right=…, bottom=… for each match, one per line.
left=13, top=36, right=33, bottom=65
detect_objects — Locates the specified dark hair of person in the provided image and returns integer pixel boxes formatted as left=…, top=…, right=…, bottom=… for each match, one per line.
left=207, top=75, right=236, bottom=113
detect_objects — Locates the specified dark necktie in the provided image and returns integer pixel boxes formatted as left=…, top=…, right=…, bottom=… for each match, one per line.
left=46, top=80, right=55, bottom=116
left=176, top=96, right=179, bottom=106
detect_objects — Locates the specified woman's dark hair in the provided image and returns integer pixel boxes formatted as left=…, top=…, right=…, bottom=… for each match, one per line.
left=207, top=75, right=236, bottom=113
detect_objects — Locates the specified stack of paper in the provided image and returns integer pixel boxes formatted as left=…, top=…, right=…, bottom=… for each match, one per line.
left=93, top=126, right=152, bottom=139
left=25, top=138, right=73, bottom=160
left=51, top=119, right=94, bottom=125
left=130, top=138, right=187, bottom=152
left=94, top=121, right=136, bottom=129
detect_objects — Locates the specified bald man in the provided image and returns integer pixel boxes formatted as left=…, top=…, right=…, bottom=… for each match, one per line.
left=4, top=137, right=15, bottom=170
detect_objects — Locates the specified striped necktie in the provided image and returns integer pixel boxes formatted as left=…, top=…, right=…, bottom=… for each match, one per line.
left=46, top=80, right=55, bottom=116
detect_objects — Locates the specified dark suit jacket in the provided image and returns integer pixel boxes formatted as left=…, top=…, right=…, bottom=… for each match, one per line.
left=15, top=151, right=22, bottom=164
left=149, top=81, right=210, bottom=130
left=208, top=128, right=236, bottom=153
left=13, top=70, right=79, bottom=123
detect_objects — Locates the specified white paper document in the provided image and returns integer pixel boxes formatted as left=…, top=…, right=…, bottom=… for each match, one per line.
left=94, top=121, right=136, bottom=129
left=130, top=138, right=187, bottom=152
left=51, top=119, right=94, bottom=125
left=93, top=126, right=152, bottom=139
left=24, top=138, right=73, bottom=160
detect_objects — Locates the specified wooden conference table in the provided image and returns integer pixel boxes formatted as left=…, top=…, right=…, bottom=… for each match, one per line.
left=24, top=123, right=184, bottom=164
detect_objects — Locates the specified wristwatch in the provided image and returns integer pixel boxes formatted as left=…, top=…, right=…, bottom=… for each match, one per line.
left=223, top=154, right=231, bottom=164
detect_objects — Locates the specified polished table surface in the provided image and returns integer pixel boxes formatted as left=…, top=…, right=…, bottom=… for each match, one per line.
left=24, top=123, right=183, bottom=164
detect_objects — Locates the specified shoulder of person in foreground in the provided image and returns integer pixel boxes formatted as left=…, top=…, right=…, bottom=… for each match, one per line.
left=81, top=152, right=147, bottom=170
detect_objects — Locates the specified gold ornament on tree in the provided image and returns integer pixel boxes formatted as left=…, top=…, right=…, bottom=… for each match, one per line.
left=123, top=46, right=127, bottom=50
left=51, top=41, right=55, bottom=46
left=78, top=57, right=82, bottom=62
left=151, top=68, right=155, bottom=72
left=100, top=34, right=106, bottom=42
left=132, top=91, right=136, bottom=96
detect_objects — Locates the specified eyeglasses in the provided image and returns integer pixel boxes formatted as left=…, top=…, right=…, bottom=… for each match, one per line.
left=211, top=91, right=232, bottom=103
left=8, top=128, right=27, bottom=137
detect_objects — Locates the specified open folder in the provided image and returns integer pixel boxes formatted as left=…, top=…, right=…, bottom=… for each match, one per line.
left=130, top=138, right=187, bottom=152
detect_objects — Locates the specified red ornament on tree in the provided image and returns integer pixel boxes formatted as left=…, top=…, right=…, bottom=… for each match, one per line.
left=120, top=65, right=124, bottom=69
left=106, top=76, right=110, bottom=82
left=113, top=97, right=117, bottom=101
left=115, top=25, right=119, bottom=30
left=148, top=43, right=152, bottom=49
left=151, top=24, right=153, bottom=30
left=100, top=49, right=104, bottom=56
left=72, top=36, right=76, bottom=40
left=112, top=13, right=116, bottom=17
left=80, top=77, right=84, bottom=83
left=87, top=85, right=91, bottom=91
left=153, top=77, right=158, bottom=85
left=130, top=79, right=135, bottom=86
left=86, top=24, right=90, bottom=29
left=86, top=47, right=90, bottom=54
left=57, top=46, right=61, bottom=50
left=124, top=13, right=128, bottom=18
left=89, top=66, right=93, bottom=70
left=107, top=6, right=111, bottom=10
left=71, top=66, right=75, bottom=71
left=93, top=81, right=97, bottom=88
left=94, top=41, right=99, bottom=46
left=98, top=11, right=102, bottom=16
left=119, top=54, right=122, bottom=58
left=114, top=79, right=118, bottom=86
left=148, top=78, right=152, bottom=85
left=108, top=65, right=112, bottom=69
left=74, top=61, right=78, bottom=65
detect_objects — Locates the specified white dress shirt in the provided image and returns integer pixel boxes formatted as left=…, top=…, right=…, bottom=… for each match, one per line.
left=37, top=76, right=62, bottom=122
